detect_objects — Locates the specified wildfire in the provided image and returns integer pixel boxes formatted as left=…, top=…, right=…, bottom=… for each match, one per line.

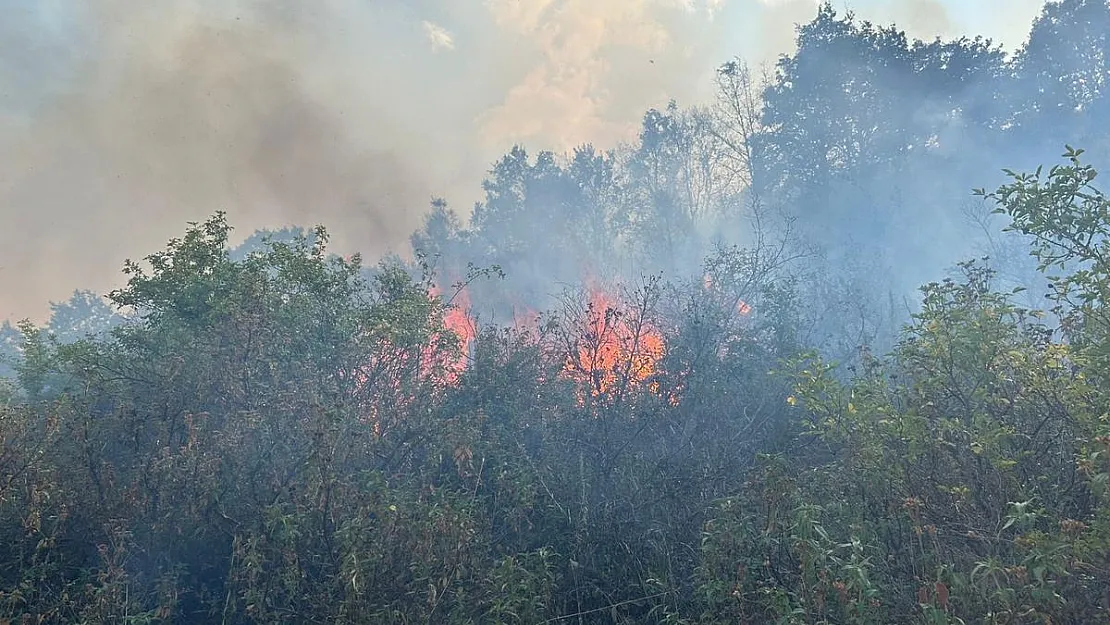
left=562, top=283, right=666, bottom=401
left=512, top=304, right=541, bottom=333
left=429, top=283, right=476, bottom=382
left=350, top=277, right=689, bottom=439
left=702, top=273, right=752, bottom=316
left=346, top=281, right=476, bottom=438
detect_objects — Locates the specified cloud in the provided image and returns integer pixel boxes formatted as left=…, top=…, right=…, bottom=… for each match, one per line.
left=423, top=20, right=455, bottom=51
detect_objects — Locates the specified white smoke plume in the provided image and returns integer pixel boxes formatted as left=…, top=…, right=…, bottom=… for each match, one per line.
left=0, top=0, right=1045, bottom=321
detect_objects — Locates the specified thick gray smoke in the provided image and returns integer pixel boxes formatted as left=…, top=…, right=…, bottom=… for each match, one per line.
left=0, top=0, right=1045, bottom=322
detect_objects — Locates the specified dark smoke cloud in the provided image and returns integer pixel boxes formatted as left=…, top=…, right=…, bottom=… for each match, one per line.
left=0, top=0, right=1045, bottom=322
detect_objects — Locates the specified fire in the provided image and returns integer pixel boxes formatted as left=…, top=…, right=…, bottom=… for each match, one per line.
left=512, top=304, right=541, bottom=333
left=702, top=273, right=752, bottom=316
left=429, top=283, right=476, bottom=382
left=345, top=281, right=476, bottom=438
left=434, top=284, right=475, bottom=347
left=562, top=283, right=666, bottom=401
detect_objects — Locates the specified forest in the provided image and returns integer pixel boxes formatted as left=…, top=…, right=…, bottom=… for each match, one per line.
left=2, top=1, right=1110, bottom=622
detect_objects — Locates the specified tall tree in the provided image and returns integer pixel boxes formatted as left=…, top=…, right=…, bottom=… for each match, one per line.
left=624, top=101, right=742, bottom=274
left=751, top=3, right=1012, bottom=355
left=1008, top=0, right=1110, bottom=162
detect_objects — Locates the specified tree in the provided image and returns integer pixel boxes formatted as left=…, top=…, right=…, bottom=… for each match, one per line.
left=410, top=197, right=468, bottom=272
left=1008, top=0, right=1110, bottom=161
left=44, top=289, right=127, bottom=343
left=978, top=146, right=1110, bottom=384
left=689, top=151, right=1110, bottom=624
left=622, top=101, right=743, bottom=274
left=750, top=2, right=1013, bottom=360
left=0, top=321, right=19, bottom=379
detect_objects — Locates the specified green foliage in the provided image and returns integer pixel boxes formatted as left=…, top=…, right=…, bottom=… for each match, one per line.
left=3, top=0, right=1110, bottom=619
left=684, top=155, right=1110, bottom=624
left=10, top=147, right=1110, bottom=621
left=978, top=147, right=1110, bottom=379
left=0, top=208, right=805, bottom=623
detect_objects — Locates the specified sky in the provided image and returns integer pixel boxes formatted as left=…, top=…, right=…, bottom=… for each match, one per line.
left=0, top=0, right=1050, bottom=322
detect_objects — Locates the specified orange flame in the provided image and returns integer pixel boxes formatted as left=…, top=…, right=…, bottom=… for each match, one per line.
left=512, top=304, right=541, bottom=333
left=562, top=283, right=666, bottom=401
left=345, top=282, right=476, bottom=438
left=429, top=283, right=475, bottom=383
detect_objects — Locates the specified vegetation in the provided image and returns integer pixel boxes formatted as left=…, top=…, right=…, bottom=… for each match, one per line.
left=3, top=1, right=1110, bottom=623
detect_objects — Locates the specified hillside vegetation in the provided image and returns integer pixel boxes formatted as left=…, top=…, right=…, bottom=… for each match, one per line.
left=3, top=1, right=1110, bottom=623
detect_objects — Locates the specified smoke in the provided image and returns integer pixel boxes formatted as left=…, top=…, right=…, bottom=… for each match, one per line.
left=0, top=0, right=482, bottom=321
left=0, top=0, right=1046, bottom=322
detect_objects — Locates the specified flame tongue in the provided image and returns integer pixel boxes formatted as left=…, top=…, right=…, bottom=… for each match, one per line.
left=438, top=285, right=475, bottom=346
left=429, top=283, right=475, bottom=383
left=563, top=282, right=665, bottom=400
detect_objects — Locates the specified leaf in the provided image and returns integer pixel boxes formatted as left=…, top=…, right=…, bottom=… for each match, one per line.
left=1032, top=566, right=1046, bottom=583
left=813, top=524, right=830, bottom=542
left=934, top=581, right=949, bottom=610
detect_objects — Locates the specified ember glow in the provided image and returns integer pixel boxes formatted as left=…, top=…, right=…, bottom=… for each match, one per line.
left=562, top=283, right=666, bottom=401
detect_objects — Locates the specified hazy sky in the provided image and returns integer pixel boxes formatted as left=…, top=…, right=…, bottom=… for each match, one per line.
left=0, top=0, right=1048, bottom=322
